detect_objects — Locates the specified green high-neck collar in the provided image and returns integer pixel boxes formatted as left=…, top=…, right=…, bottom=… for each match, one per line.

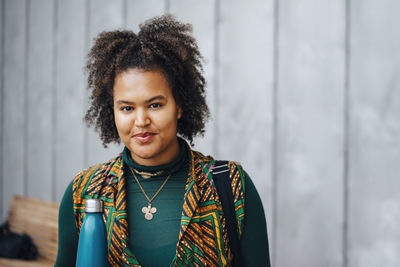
left=122, top=137, right=189, bottom=177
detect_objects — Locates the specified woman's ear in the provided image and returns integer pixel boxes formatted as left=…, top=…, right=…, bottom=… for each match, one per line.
left=177, top=106, right=182, bottom=119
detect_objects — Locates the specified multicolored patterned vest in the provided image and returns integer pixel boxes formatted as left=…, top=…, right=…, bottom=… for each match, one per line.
left=72, top=149, right=245, bottom=266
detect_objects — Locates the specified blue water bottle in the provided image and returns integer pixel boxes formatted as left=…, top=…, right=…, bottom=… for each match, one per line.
left=76, top=198, right=108, bottom=267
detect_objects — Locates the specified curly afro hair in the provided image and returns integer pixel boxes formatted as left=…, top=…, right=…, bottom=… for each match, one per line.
left=85, top=15, right=210, bottom=147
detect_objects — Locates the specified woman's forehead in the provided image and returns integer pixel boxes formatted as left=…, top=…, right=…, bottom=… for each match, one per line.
left=113, top=69, right=173, bottom=101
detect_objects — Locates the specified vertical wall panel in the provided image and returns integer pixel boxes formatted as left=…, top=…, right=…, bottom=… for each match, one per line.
left=125, top=0, right=166, bottom=32
left=55, top=0, right=86, bottom=201
left=349, top=1, right=400, bottom=266
left=2, top=0, right=27, bottom=217
left=218, top=0, right=274, bottom=248
left=276, top=1, right=345, bottom=266
left=0, top=0, right=4, bottom=220
left=26, top=0, right=54, bottom=200
left=88, top=0, right=124, bottom=37
left=170, top=0, right=216, bottom=156
left=86, top=0, right=124, bottom=167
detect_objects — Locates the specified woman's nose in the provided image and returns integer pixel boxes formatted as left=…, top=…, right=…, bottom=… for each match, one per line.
left=135, top=109, right=150, bottom=127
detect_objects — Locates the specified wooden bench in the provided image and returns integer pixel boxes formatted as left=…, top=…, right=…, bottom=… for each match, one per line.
left=0, top=195, right=59, bottom=266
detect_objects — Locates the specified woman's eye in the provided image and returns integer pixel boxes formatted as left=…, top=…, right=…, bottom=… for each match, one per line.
left=122, top=106, right=133, bottom=112
left=149, top=103, right=161, bottom=109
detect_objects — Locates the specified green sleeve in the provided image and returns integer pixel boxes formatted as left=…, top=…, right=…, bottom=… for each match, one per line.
left=55, top=181, right=78, bottom=267
left=240, top=171, right=271, bottom=267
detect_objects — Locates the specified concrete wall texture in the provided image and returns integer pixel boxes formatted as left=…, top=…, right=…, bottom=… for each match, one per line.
left=1, top=0, right=399, bottom=266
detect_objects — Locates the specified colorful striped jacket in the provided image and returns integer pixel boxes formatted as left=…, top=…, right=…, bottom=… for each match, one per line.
left=72, top=149, right=246, bottom=266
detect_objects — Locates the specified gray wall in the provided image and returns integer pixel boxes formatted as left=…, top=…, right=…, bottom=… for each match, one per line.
left=1, top=0, right=399, bottom=266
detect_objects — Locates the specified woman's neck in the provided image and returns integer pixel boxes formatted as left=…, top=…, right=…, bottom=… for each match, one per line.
left=122, top=137, right=189, bottom=177
left=130, top=137, right=180, bottom=167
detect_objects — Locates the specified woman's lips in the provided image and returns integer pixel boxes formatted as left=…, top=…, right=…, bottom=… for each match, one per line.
left=133, top=132, right=155, bottom=144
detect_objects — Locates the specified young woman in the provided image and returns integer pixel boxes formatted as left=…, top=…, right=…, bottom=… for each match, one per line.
left=56, top=15, right=270, bottom=267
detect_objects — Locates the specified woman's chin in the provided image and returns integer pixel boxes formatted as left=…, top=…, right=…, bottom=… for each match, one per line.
left=132, top=151, right=154, bottom=160
left=129, top=148, right=159, bottom=163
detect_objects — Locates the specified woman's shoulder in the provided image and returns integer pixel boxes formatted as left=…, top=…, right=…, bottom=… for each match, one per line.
left=190, top=148, right=247, bottom=178
left=211, top=159, right=246, bottom=176
left=72, top=153, right=124, bottom=184
left=71, top=154, right=124, bottom=204
left=191, top=148, right=243, bottom=168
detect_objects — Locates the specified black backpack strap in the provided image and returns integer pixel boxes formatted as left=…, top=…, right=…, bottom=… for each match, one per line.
left=212, top=160, right=244, bottom=267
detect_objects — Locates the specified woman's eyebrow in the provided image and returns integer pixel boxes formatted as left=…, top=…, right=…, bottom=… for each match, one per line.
left=116, top=95, right=166, bottom=105
left=145, top=95, right=166, bottom=103
left=116, top=100, right=134, bottom=105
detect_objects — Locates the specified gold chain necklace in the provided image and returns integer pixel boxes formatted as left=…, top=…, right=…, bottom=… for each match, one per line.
left=128, top=166, right=171, bottom=220
left=132, top=169, right=165, bottom=179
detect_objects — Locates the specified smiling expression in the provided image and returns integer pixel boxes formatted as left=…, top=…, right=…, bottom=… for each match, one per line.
left=113, top=68, right=182, bottom=166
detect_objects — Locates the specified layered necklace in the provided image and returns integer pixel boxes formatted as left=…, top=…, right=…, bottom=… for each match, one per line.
left=128, top=166, right=171, bottom=221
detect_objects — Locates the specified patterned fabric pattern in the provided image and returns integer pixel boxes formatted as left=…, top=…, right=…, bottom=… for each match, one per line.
left=72, top=149, right=246, bottom=266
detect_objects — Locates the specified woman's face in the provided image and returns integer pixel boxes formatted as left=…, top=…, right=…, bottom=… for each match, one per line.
left=113, top=68, right=182, bottom=166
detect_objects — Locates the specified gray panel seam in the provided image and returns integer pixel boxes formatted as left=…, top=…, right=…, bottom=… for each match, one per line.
left=343, top=0, right=351, bottom=266
left=165, top=0, right=170, bottom=14
left=271, top=0, right=279, bottom=265
left=0, top=0, right=5, bottom=218
left=83, top=0, right=90, bottom=168
left=213, top=0, right=220, bottom=157
left=51, top=0, right=58, bottom=201
left=24, top=0, right=30, bottom=196
left=122, top=0, right=127, bottom=28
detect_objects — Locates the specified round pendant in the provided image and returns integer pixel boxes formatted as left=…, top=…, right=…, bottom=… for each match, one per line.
left=142, top=206, right=148, bottom=213
left=142, top=203, right=156, bottom=220
left=145, top=212, right=153, bottom=220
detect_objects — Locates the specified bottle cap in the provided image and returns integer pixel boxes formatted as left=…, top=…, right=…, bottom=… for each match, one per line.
left=85, top=199, right=104, bottom=213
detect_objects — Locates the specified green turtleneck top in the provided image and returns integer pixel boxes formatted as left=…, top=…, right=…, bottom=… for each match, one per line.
left=55, top=139, right=270, bottom=266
